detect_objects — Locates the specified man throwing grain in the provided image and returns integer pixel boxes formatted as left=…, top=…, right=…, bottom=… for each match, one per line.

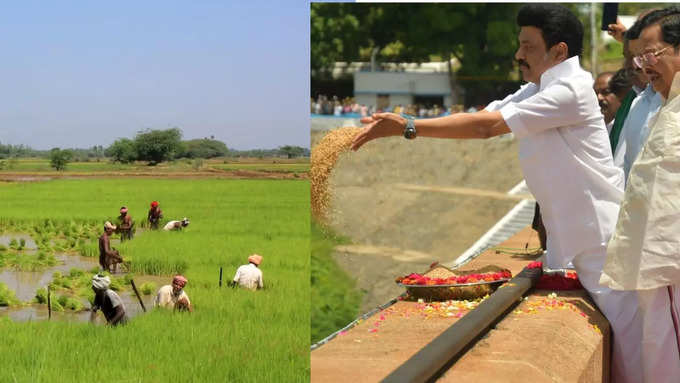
left=99, top=221, right=123, bottom=273
left=90, top=274, right=128, bottom=326
left=351, top=4, right=639, bottom=381
left=154, top=275, right=192, bottom=312
left=230, top=254, right=264, bottom=290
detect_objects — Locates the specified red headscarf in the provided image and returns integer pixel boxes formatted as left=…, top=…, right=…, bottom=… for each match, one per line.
left=173, top=275, right=188, bottom=288
left=151, top=201, right=159, bottom=208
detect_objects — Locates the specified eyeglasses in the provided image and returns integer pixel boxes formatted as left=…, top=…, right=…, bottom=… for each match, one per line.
left=633, top=46, right=671, bottom=68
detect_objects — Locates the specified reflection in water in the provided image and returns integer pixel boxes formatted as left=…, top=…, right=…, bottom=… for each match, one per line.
left=0, top=251, right=169, bottom=324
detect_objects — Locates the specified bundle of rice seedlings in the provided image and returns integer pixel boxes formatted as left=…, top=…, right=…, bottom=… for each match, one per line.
left=311, top=127, right=361, bottom=222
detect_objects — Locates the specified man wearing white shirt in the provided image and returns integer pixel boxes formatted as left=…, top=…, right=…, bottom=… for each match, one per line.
left=601, top=7, right=680, bottom=382
left=351, top=4, right=639, bottom=381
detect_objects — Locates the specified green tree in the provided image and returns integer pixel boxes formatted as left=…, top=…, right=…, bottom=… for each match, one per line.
left=278, top=145, right=308, bottom=159
left=182, top=138, right=229, bottom=159
left=105, top=138, right=137, bottom=164
left=134, top=128, right=183, bottom=165
left=49, top=148, right=73, bottom=171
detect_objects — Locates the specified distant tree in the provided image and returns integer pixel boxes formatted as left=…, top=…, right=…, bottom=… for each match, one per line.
left=134, top=128, right=183, bottom=165
left=278, top=145, right=308, bottom=159
left=49, top=148, right=73, bottom=171
left=182, top=138, right=229, bottom=158
left=106, top=138, right=137, bottom=164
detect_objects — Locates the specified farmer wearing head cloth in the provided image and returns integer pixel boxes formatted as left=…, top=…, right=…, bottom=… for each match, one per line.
left=350, top=4, right=641, bottom=381
left=99, top=221, right=123, bottom=273
left=230, top=254, right=264, bottom=290
left=90, top=274, right=128, bottom=326
left=147, top=201, right=163, bottom=230
left=154, top=275, right=192, bottom=312
left=116, top=206, right=134, bottom=241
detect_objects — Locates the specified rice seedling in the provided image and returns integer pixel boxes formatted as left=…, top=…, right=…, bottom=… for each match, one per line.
left=0, top=282, right=20, bottom=306
left=0, top=178, right=309, bottom=382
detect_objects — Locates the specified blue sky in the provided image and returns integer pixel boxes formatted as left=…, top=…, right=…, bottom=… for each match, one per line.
left=0, top=1, right=309, bottom=150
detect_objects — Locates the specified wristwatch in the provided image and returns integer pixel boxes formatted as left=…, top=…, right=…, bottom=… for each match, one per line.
left=403, top=114, right=417, bottom=139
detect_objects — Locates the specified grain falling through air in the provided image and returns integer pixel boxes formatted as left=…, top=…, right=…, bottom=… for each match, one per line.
left=311, top=127, right=362, bottom=221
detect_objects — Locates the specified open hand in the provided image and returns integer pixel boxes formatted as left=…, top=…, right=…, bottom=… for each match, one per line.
left=351, top=113, right=407, bottom=151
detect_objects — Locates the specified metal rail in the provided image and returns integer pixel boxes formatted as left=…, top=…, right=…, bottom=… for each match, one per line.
left=381, top=266, right=542, bottom=383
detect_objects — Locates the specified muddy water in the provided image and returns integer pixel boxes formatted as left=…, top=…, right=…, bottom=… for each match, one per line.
left=0, top=234, right=38, bottom=250
left=0, top=250, right=170, bottom=324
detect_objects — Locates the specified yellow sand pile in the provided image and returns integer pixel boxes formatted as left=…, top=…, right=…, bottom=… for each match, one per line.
left=311, top=127, right=362, bottom=221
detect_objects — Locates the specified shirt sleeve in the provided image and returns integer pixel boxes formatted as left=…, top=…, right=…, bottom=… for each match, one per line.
left=233, top=267, right=241, bottom=282
left=499, top=82, right=584, bottom=138
left=107, top=290, right=123, bottom=309
left=485, top=83, right=537, bottom=112
left=258, top=272, right=263, bottom=288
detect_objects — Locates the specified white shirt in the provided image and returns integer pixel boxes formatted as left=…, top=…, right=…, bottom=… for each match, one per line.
left=486, top=56, right=624, bottom=268
left=163, top=221, right=181, bottom=231
left=622, top=84, right=663, bottom=183
left=601, top=72, right=680, bottom=290
left=154, top=285, right=191, bottom=309
left=233, top=263, right=263, bottom=290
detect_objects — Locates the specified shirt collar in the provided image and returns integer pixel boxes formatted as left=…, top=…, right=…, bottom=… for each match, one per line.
left=538, top=56, right=583, bottom=91
left=667, top=71, right=680, bottom=102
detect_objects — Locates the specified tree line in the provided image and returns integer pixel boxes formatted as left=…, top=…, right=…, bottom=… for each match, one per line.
left=1, top=128, right=309, bottom=171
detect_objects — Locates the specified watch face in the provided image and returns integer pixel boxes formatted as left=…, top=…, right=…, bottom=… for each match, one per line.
left=404, top=127, right=416, bottom=139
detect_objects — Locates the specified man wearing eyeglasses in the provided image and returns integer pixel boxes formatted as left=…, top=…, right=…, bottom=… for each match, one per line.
left=351, top=4, right=640, bottom=381
left=620, top=11, right=664, bottom=184
left=601, top=7, right=680, bottom=382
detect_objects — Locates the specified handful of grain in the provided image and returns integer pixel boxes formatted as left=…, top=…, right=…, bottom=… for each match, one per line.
left=311, top=127, right=362, bottom=221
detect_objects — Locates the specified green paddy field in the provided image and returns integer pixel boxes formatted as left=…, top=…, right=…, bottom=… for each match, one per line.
left=0, top=178, right=309, bottom=382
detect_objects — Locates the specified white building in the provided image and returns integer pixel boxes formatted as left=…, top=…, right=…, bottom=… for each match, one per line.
left=328, top=61, right=459, bottom=109
left=354, top=71, right=454, bottom=109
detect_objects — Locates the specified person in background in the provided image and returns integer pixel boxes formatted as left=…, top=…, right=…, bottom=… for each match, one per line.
left=90, top=274, right=127, bottom=326
left=99, top=221, right=123, bottom=273
left=230, top=254, right=264, bottom=290
left=621, top=13, right=664, bottom=183
left=116, top=206, right=134, bottom=241
left=595, top=69, right=633, bottom=168
left=154, top=275, right=192, bottom=312
left=147, top=201, right=163, bottom=230
left=163, top=217, right=190, bottom=231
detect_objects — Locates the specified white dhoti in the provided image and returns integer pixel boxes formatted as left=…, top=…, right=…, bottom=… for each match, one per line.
left=572, top=247, right=643, bottom=383
left=637, top=286, right=680, bottom=383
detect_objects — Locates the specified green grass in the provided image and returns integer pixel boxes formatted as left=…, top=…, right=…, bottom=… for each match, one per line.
left=0, top=157, right=309, bottom=174
left=311, top=220, right=362, bottom=344
left=0, top=178, right=309, bottom=382
left=211, top=163, right=310, bottom=173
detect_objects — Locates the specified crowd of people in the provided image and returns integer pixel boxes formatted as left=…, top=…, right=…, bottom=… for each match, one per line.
left=311, top=94, right=476, bottom=118
left=91, top=201, right=265, bottom=327
left=350, top=4, right=680, bottom=382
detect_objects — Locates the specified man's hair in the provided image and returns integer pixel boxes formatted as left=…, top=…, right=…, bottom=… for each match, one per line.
left=609, top=68, right=633, bottom=99
left=625, top=6, right=680, bottom=45
left=517, top=4, right=583, bottom=57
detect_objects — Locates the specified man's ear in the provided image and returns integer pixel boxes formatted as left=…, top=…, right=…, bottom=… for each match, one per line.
left=552, top=42, right=569, bottom=62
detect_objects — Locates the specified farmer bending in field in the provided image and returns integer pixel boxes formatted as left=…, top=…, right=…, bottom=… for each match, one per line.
left=116, top=206, right=134, bottom=241
left=154, top=275, right=192, bottom=312
left=163, top=217, right=190, bottom=231
left=90, top=274, right=128, bottom=326
left=230, top=254, right=264, bottom=290
left=147, top=201, right=163, bottom=230
left=350, top=5, right=640, bottom=381
left=99, top=221, right=123, bottom=273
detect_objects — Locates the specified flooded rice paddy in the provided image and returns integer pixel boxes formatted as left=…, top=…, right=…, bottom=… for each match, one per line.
left=0, top=233, right=169, bottom=324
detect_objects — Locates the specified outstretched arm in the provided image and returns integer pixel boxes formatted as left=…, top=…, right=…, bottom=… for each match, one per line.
left=351, top=111, right=510, bottom=151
